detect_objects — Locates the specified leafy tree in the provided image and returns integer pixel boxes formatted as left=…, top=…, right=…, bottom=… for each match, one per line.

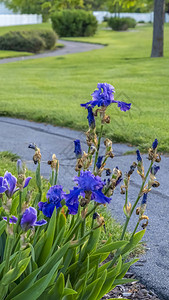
left=83, top=0, right=106, bottom=11
left=106, top=0, right=151, bottom=15
left=0, top=0, right=83, bottom=21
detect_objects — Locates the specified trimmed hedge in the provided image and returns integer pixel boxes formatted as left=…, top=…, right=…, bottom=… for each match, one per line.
left=51, top=9, right=98, bottom=37
left=108, top=17, right=136, bottom=31
left=0, top=30, right=57, bottom=53
left=38, top=30, right=57, bottom=49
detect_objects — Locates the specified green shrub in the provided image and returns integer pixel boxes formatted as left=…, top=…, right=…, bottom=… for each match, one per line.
left=0, top=30, right=57, bottom=53
left=38, top=29, right=58, bottom=49
left=51, top=9, right=98, bottom=37
left=108, top=17, right=129, bottom=31
left=123, top=17, right=137, bottom=28
left=108, top=17, right=136, bottom=31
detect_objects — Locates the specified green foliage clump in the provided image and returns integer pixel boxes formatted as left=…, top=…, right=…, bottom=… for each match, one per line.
left=0, top=29, right=57, bottom=53
left=108, top=17, right=136, bottom=31
left=124, top=17, right=137, bottom=28
left=38, top=30, right=58, bottom=49
left=51, top=9, right=98, bottom=37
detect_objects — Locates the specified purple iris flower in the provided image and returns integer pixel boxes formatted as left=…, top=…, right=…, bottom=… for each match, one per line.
left=65, top=170, right=111, bottom=215
left=87, top=107, right=95, bottom=129
left=3, top=216, right=18, bottom=224
left=141, top=193, right=147, bottom=205
left=21, top=207, right=47, bottom=231
left=152, top=139, right=158, bottom=150
left=38, top=185, right=66, bottom=218
left=0, top=177, right=8, bottom=194
left=0, top=171, right=31, bottom=198
left=23, top=177, right=32, bottom=188
left=151, top=165, right=160, bottom=176
left=116, top=101, right=131, bottom=112
left=74, top=140, right=82, bottom=159
left=81, top=83, right=131, bottom=112
left=96, top=156, right=103, bottom=169
left=0, top=172, right=18, bottom=198
left=81, top=83, right=115, bottom=108
left=3, top=207, right=47, bottom=231
left=136, top=150, right=142, bottom=162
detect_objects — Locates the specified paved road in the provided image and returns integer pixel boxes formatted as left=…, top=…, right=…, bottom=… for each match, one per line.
left=0, top=117, right=168, bottom=300
left=0, top=39, right=104, bottom=64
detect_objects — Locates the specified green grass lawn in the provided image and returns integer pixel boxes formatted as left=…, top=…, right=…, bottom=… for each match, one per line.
left=0, top=50, right=33, bottom=59
left=0, top=23, right=51, bottom=36
left=0, top=23, right=169, bottom=151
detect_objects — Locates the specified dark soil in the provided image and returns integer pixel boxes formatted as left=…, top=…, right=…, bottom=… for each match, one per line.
left=101, top=270, right=160, bottom=300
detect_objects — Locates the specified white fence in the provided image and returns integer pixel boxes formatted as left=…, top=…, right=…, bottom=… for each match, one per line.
left=0, top=14, right=42, bottom=26
left=1, top=10, right=169, bottom=27
left=93, top=11, right=169, bottom=23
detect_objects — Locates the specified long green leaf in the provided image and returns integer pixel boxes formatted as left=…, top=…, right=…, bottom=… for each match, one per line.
left=34, top=230, right=47, bottom=262
left=116, top=258, right=138, bottom=279
left=87, top=269, right=107, bottom=300
left=97, top=256, right=122, bottom=300
left=48, top=272, right=65, bottom=299
left=77, top=255, right=90, bottom=299
left=6, top=242, right=69, bottom=300
left=10, top=196, right=19, bottom=215
left=39, top=241, right=70, bottom=278
left=94, top=240, right=127, bottom=255
left=62, top=276, right=75, bottom=300
left=121, top=230, right=145, bottom=256
left=1, top=257, right=31, bottom=286
left=79, top=227, right=101, bottom=262
left=0, top=247, right=30, bottom=277
left=36, top=163, right=42, bottom=191
left=80, top=277, right=100, bottom=300
left=56, top=212, right=66, bottom=237
left=48, top=226, right=65, bottom=257
left=12, top=258, right=62, bottom=300
left=6, top=268, right=41, bottom=300
left=38, top=208, right=56, bottom=265
left=0, top=220, right=6, bottom=237
left=67, top=252, right=109, bottom=277
left=59, top=248, right=75, bottom=275
left=63, top=288, right=77, bottom=296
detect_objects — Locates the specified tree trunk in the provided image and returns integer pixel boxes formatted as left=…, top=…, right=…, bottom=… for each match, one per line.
left=151, top=0, right=165, bottom=57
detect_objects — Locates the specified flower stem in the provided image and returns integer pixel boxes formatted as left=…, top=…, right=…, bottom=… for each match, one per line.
left=131, top=221, right=140, bottom=239
left=79, top=217, right=86, bottom=254
left=125, top=189, right=128, bottom=207
left=17, top=191, right=22, bottom=216
left=51, top=169, right=55, bottom=186
left=54, top=161, right=59, bottom=185
left=120, top=161, right=153, bottom=240
left=91, top=124, right=103, bottom=227
left=93, top=124, right=103, bottom=173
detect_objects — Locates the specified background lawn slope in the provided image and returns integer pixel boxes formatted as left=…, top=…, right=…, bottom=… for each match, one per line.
left=0, top=23, right=169, bottom=151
